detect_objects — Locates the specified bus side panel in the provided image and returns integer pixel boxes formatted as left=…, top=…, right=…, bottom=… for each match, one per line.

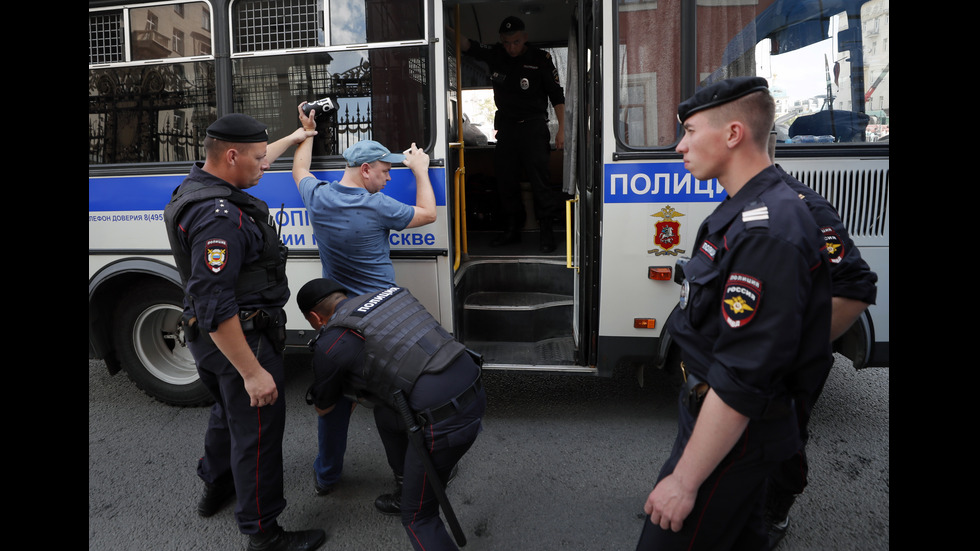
left=596, top=160, right=724, bottom=373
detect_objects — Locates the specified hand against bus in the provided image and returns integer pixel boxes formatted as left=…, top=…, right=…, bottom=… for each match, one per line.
left=643, top=473, right=696, bottom=532
left=401, top=143, right=430, bottom=173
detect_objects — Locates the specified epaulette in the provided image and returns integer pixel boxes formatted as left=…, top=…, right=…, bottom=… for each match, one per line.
left=741, top=200, right=769, bottom=230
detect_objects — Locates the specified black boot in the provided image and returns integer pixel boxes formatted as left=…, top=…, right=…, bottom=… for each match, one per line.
left=196, top=475, right=235, bottom=517
left=374, top=474, right=403, bottom=515
left=539, top=219, right=556, bottom=253
left=246, top=524, right=326, bottom=551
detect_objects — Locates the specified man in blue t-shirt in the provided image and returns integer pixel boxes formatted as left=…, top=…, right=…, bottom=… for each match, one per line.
left=291, top=102, right=438, bottom=512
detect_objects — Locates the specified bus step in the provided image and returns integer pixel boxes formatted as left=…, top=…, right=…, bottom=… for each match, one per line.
left=462, top=291, right=572, bottom=342
left=465, top=337, right=578, bottom=367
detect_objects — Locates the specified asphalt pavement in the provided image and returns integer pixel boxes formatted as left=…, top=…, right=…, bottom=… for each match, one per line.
left=89, top=353, right=888, bottom=550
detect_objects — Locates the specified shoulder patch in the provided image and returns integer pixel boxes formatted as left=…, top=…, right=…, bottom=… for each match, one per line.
left=205, top=238, right=228, bottom=273
left=722, top=273, right=761, bottom=328
left=821, top=226, right=845, bottom=264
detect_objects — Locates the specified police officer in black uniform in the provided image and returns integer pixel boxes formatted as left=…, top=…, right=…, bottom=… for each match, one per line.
left=297, top=279, right=485, bottom=551
left=764, top=132, right=878, bottom=549
left=459, top=16, right=567, bottom=252
left=164, top=113, right=325, bottom=551
left=636, top=77, right=833, bottom=551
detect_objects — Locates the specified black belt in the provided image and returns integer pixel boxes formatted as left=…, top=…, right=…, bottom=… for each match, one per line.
left=418, top=375, right=483, bottom=425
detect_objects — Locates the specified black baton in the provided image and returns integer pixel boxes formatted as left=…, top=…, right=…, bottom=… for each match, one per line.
left=392, top=389, right=467, bottom=547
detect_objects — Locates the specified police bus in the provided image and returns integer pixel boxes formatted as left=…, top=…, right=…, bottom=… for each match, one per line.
left=89, top=0, right=889, bottom=406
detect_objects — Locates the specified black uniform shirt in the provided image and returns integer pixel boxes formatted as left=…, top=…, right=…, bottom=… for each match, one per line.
left=775, top=164, right=878, bottom=305
left=666, top=165, right=833, bottom=422
left=171, top=163, right=285, bottom=332
left=464, top=39, right=565, bottom=126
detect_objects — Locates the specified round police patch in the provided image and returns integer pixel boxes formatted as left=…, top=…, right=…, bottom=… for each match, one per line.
left=206, top=238, right=228, bottom=273
left=722, top=273, right=761, bottom=328
left=821, top=226, right=845, bottom=264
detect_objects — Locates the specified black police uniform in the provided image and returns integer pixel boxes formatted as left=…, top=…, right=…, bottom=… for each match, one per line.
left=305, top=288, right=485, bottom=551
left=165, top=158, right=291, bottom=536
left=637, top=165, right=833, bottom=551
left=463, top=25, right=566, bottom=234
left=765, top=164, right=878, bottom=523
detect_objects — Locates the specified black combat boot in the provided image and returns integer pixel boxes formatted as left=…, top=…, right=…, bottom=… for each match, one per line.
left=196, top=474, right=235, bottom=517
left=374, top=474, right=403, bottom=515
left=246, top=524, right=326, bottom=551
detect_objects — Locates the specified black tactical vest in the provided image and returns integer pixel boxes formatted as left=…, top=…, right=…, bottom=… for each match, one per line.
left=327, top=286, right=465, bottom=400
left=164, top=179, right=289, bottom=306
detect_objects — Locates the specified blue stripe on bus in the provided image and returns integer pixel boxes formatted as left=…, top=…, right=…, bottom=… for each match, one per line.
left=604, top=162, right=727, bottom=203
left=89, top=168, right=448, bottom=212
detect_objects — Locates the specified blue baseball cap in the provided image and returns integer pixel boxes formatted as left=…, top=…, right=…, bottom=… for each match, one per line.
left=343, top=140, right=406, bottom=166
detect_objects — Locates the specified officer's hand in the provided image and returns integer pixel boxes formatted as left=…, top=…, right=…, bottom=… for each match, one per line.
left=244, top=369, right=279, bottom=408
left=643, top=474, right=695, bottom=532
left=401, top=143, right=429, bottom=172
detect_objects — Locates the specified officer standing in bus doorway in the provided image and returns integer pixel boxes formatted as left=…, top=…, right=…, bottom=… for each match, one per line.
left=635, top=77, right=833, bottom=551
left=763, top=131, right=878, bottom=549
left=164, top=113, right=325, bottom=551
left=291, top=103, right=438, bottom=514
left=296, top=278, right=485, bottom=551
left=457, top=15, right=567, bottom=252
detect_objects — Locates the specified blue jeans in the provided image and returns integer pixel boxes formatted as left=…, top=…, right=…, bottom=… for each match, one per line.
left=313, top=396, right=353, bottom=487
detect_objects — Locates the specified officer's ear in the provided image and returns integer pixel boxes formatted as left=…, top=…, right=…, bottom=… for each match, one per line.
left=304, top=310, right=322, bottom=329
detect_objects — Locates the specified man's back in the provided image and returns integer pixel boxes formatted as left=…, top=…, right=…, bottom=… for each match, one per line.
left=298, top=177, right=414, bottom=295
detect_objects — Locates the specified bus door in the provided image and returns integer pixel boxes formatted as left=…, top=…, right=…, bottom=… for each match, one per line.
left=443, top=0, right=600, bottom=374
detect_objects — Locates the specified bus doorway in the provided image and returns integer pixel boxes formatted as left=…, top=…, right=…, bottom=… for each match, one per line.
left=444, top=0, right=599, bottom=373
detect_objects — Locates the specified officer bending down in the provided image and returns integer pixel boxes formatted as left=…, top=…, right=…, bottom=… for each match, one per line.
left=297, top=279, right=486, bottom=551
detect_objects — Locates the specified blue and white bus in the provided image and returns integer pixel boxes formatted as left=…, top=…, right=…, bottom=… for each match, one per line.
left=89, top=0, right=889, bottom=406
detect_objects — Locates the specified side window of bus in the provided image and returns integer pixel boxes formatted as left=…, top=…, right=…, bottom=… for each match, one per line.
left=89, top=2, right=216, bottom=165
left=614, top=0, right=889, bottom=148
left=230, top=0, right=430, bottom=157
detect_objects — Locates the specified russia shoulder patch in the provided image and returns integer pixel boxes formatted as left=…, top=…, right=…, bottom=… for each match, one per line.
left=722, top=273, right=761, bottom=328
left=206, top=238, right=228, bottom=273
left=821, top=226, right=845, bottom=264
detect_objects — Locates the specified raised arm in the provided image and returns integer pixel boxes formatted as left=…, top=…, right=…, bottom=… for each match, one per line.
left=291, top=103, right=319, bottom=187
left=401, top=143, right=437, bottom=228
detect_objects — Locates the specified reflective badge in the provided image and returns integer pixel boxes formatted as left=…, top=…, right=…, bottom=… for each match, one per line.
left=648, top=205, right=687, bottom=256
left=206, top=238, right=228, bottom=273
left=821, top=226, right=844, bottom=264
left=679, top=279, right=690, bottom=309
left=722, top=273, right=761, bottom=328
left=520, top=77, right=529, bottom=90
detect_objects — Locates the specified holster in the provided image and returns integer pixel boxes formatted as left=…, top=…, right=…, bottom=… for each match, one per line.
left=680, top=362, right=709, bottom=417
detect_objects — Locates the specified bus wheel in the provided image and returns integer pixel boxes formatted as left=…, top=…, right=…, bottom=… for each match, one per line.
left=112, top=283, right=213, bottom=407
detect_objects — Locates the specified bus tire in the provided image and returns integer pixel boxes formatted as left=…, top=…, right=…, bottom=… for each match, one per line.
left=112, top=282, right=213, bottom=407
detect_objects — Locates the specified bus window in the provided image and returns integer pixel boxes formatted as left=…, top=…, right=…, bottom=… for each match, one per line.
left=614, top=0, right=683, bottom=148
left=230, top=0, right=430, bottom=155
left=698, top=0, right=890, bottom=144
left=88, top=1, right=216, bottom=165
left=614, top=0, right=890, bottom=148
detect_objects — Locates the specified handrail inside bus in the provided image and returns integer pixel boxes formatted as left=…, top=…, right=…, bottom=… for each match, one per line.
left=451, top=5, right=468, bottom=272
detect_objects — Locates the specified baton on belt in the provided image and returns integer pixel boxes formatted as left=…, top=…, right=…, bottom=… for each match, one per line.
left=392, top=389, right=467, bottom=547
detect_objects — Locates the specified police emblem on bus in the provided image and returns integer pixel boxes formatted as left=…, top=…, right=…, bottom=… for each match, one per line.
left=648, top=206, right=686, bottom=256
left=206, top=238, right=228, bottom=273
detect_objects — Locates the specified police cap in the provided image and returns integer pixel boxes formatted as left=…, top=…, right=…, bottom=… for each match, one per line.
left=206, top=113, right=269, bottom=143
left=499, top=16, right=525, bottom=34
left=677, top=76, right=770, bottom=123
left=297, top=278, right=349, bottom=314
